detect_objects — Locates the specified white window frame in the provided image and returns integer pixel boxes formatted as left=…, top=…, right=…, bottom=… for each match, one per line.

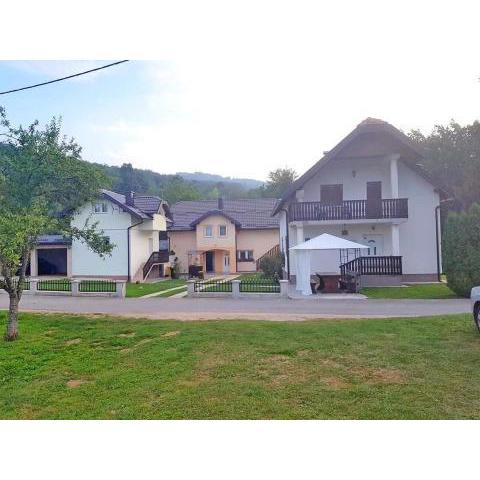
left=218, top=225, right=227, bottom=237
left=94, top=202, right=108, bottom=214
left=204, top=225, right=213, bottom=238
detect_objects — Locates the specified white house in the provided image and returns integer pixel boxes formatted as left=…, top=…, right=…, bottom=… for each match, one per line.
left=273, top=118, right=446, bottom=286
left=29, top=190, right=171, bottom=282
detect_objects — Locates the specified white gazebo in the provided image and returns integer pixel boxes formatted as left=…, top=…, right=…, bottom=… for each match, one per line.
left=290, top=233, right=368, bottom=295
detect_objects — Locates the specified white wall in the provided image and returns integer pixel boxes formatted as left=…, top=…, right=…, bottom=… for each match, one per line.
left=130, top=226, right=159, bottom=281
left=398, top=162, right=440, bottom=275
left=302, top=156, right=392, bottom=201
left=71, top=200, right=132, bottom=278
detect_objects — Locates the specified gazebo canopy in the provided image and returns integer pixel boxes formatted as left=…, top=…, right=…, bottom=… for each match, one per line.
left=290, top=233, right=368, bottom=251
left=289, top=234, right=368, bottom=296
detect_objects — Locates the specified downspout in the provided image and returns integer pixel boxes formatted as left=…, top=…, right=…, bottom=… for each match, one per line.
left=280, top=206, right=290, bottom=281
left=435, top=205, right=441, bottom=283
left=127, top=218, right=143, bottom=282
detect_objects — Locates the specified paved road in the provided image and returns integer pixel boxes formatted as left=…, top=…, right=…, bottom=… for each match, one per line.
left=0, top=294, right=471, bottom=321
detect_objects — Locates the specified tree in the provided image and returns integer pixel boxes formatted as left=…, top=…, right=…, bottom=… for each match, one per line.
left=0, top=108, right=113, bottom=340
left=117, top=162, right=147, bottom=194
left=251, top=167, right=297, bottom=198
left=443, top=204, right=480, bottom=297
left=409, top=121, right=480, bottom=210
left=160, top=175, right=201, bottom=203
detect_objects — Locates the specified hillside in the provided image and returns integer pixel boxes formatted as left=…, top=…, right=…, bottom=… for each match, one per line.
left=94, top=162, right=266, bottom=203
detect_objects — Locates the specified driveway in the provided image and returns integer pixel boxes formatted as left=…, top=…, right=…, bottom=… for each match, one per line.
left=0, top=294, right=471, bottom=321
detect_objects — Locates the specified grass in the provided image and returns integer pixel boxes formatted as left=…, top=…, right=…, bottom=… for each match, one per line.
left=1, top=312, right=479, bottom=419
left=126, top=279, right=186, bottom=297
left=361, top=283, right=458, bottom=299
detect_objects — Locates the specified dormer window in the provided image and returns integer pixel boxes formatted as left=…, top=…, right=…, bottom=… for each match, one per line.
left=204, top=225, right=213, bottom=237
left=219, top=225, right=227, bottom=237
left=94, top=202, right=108, bottom=213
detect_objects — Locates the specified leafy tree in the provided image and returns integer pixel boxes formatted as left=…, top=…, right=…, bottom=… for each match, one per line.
left=160, top=175, right=201, bottom=203
left=0, top=108, right=113, bottom=341
left=251, top=167, right=297, bottom=198
left=409, top=121, right=480, bottom=210
left=117, top=162, right=147, bottom=194
left=443, top=203, right=480, bottom=297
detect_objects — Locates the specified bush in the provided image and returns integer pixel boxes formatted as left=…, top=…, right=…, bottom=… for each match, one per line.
left=258, top=253, right=284, bottom=278
left=443, top=203, right=480, bottom=297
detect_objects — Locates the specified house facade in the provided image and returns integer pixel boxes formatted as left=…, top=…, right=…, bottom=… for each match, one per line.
left=274, top=118, right=444, bottom=285
left=168, top=198, right=279, bottom=275
left=29, top=190, right=171, bottom=282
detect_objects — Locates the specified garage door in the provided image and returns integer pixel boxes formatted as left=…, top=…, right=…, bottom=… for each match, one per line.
left=37, top=248, right=67, bottom=276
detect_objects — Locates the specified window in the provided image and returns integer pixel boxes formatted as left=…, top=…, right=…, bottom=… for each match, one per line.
left=237, top=250, right=254, bottom=262
left=204, top=225, right=213, bottom=237
left=159, top=231, right=169, bottom=251
left=94, top=202, right=108, bottom=213
left=219, top=225, right=227, bottom=237
left=320, top=184, right=343, bottom=204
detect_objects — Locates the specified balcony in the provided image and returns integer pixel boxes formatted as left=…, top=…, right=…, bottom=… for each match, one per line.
left=288, top=198, right=408, bottom=222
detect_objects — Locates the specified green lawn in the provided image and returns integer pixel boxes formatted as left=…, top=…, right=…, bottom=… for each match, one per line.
left=361, top=283, right=458, bottom=299
left=126, top=279, right=186, bottom=297
left=1, top=312, right=479, bottom=419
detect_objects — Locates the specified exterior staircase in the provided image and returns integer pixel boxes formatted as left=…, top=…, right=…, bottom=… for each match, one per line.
left=143, top=251, right=169, bottom=280
left=255, top=244, right=280, bottom=271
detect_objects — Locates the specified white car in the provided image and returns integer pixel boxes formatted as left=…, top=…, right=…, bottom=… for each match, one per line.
left=471, top=286, right=480, bottom=332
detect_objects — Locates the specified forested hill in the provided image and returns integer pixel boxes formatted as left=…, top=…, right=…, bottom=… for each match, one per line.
left=94, top=162, right=267, bottom=203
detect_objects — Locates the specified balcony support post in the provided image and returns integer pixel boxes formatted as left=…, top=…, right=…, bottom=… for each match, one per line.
left=389, top=154, right=400, bottom=199
left=391, top=224, right=400, bottom=256
left=296, top=224, right=304, bottom=245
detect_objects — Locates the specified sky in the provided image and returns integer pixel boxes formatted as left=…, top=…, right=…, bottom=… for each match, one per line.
left=1, top=2, right=479, bottom=182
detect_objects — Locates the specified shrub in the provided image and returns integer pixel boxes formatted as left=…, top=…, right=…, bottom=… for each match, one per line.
left=443, top=203, right=480, bottom=297
left=259, top=253, right=284, bottom=278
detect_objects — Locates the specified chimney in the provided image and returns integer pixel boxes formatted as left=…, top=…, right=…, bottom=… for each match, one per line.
left=218, top=197, right=224, bottom=210
left=126, top=191, right=135, bottom=206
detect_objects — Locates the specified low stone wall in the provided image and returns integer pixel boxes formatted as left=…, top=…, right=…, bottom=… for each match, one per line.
left=187, top=279, right=289, bottom=298
left=1, top=278, right=126, bottom=298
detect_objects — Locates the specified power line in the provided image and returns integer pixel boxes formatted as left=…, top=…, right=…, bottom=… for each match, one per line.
left=0, top=60, right=129, bottom=95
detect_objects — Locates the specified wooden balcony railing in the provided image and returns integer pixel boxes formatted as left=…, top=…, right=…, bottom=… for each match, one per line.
left=340, top=256, right=403, bottom=277
left=289, top=198, right=408, bottom=222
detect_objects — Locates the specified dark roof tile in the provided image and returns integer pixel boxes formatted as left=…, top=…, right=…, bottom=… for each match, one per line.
left=169, top=198, right=279, bottom=231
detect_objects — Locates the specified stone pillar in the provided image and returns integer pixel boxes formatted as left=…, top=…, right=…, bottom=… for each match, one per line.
left=389, top=154, right=400, bottom=199
left=187, top=279, right=196, bottom=296
left=391, top=225, right=400, bottom=256
left=116, top=281, right=126, bottom=298
left=29, top=279, right=38, bottom=295
left=30, top=249, right=38, bottom=277
left=232, top=279, right=241, bottom=298
left=71, top=279, right=80, bottom=296
left=279, top=280, right=289, bottom=297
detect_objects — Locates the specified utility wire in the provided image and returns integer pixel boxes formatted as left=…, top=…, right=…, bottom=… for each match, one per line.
left=0, top=60, right=129, bottom=95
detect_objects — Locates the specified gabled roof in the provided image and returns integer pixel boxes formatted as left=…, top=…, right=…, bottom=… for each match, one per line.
left=272, top=118, right=443, bottom=215
left=101, top=190, right=170, bottom=220
left=169, top=198, right=279, bottom=231
left=190, top=210, right=241, bottom=228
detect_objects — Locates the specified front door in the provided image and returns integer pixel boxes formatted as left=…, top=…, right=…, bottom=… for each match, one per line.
left=205, top=251, right=214, bottom=272
left=223, top=253, right=230, bottom=274
left=362, top=234, right=383, bottom=256
left=366, top=181, right=382, bottom=218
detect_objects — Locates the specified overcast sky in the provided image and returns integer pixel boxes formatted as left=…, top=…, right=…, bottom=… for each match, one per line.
left=1, top=2, right=479, bottom=181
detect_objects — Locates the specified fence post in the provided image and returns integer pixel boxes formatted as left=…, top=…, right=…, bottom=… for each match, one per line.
left=279, top=280, right=289, bottom=297
left=187, top=279, right=196, bottom=297
left=232, top=280, right=241, bottom=298
left=29, top=279, right=38, bottom=295
left=71, top=279, right=80, bottom=296
left=116, top=281, right=126, bottom=298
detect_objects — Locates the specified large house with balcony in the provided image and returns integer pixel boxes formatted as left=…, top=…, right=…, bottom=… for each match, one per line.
left=28, top=189, right=172, bottom=282
left=273, top=118, right=445, bottom=286
left=168, top=198, right=279, bottom=275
